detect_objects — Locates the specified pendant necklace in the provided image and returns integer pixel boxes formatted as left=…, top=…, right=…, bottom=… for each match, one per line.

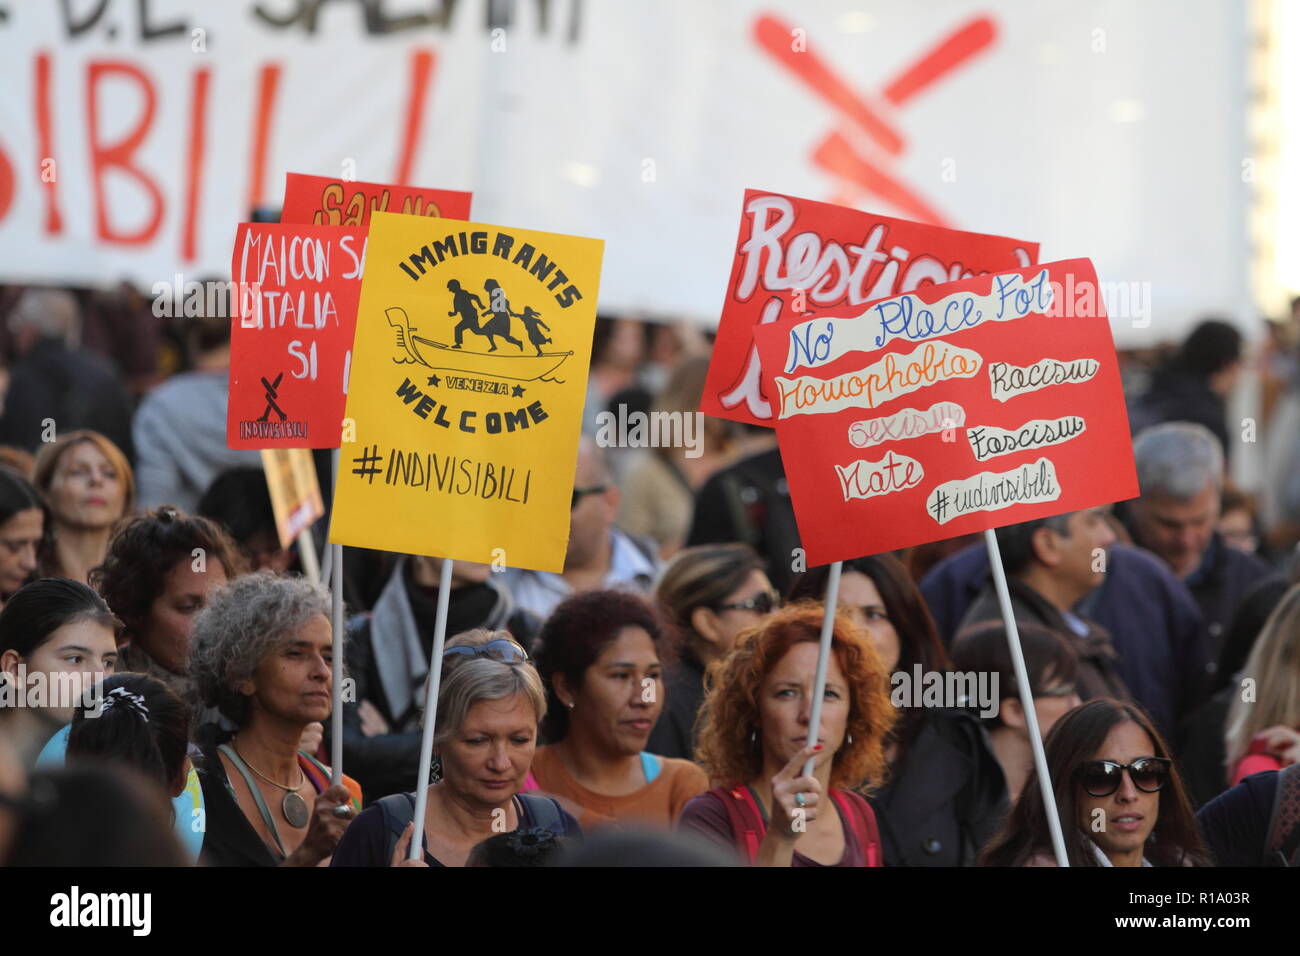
left=234, top=741, right=311, bottom=828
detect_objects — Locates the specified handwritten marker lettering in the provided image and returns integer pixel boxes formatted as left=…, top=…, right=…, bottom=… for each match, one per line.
left=966, top=416, right=1087, bottom=461
left=926, top=458, right=1061, bottom=524
left=834, top=451, right=924, bottom=501
left=988, top=357, right=1100, bottom=402
left=781, top=269, right=1053, bottom=373
left=848, top=401, right=966, bottom=448
left=775, top=341, right=982, bottom=418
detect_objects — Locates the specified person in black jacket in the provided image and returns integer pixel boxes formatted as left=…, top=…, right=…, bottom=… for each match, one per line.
left=333, top=556, right=539, bottom=803
left=1129, top=318, right=1241, bottom=462
left=648, top=544, right=776, bottom=760
left=0, top=289, right=134, bottom=460
left=789, top=554, right=1007, bottom=865
left=1125, top=422, right=1280, bottom=659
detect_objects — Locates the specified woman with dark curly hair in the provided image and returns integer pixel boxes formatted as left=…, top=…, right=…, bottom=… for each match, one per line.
left=190, top=572, right=360, bottom=867
left=527, top=589, right=707, bottom=827
left=33, top=430, right=133, bottom=584
left=980, top=698, right=1208, bottom=867
left=679, top=604, right=895, bottom=866
left=788, top=556, right=1008, bottom=866
left=90, top=506, right=245, bottom=700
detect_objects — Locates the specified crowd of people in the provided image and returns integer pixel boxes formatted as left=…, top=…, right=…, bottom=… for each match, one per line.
left=1, top=283, right=1300, bottom=869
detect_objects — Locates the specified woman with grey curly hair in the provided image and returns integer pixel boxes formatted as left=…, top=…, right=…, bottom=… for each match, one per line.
left=331, top=628, right=580, bottom=867
left=190, top=571, right=361, bottom=867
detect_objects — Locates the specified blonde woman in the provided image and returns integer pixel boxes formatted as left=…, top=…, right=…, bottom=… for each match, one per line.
left=1224, top=583, right=1300, bottom=786
left=33, top=430, right=133, bottom=584
left=332, top=628, right=580, bottom=867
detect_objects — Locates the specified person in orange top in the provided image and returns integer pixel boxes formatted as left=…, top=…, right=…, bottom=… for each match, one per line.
left=528, top=589, right=707, bottom=826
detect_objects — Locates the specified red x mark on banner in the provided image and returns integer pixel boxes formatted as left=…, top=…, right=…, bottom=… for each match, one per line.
left=754, top=13, right=997, bottom=225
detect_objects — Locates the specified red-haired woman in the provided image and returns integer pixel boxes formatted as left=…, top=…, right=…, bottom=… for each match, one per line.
left=789, top=556, right=1007, bottom=866
left=678, top=604, right=896, bottom=867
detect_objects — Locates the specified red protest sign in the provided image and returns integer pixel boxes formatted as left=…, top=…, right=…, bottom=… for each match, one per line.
left=281, top=173, right=472, bottom=227
left=701, top=189, right=1038, bottom=427
left=753, top=258, right=1139, bottom=566
left=227, top=222, right=367, bottom=449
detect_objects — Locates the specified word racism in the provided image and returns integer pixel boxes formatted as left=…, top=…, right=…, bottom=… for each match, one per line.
left=397, top=230, right=584, bottom=307
left=891, top=666, right=999, bottom=719
left=594, top=405, right=705, bottom=459
left=0, top=668, right=102, bottom=713
left=50, top=887, right=151, bottom=937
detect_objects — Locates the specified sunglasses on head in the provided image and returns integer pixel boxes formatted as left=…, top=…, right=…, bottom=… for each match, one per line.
left=1078, top=757, right=1172, bottom=797
left=442, top=638, right=530, bottom=663
left=716, top=590, right=780, bottom=615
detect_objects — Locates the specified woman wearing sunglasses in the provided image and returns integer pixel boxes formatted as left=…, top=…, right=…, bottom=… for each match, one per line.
left=788, top=556, right=1006, bottom=866
left=648, top=544, right=778, bottom=760
left=332, top=629, right=579, bottom=866
left=980, top=698, right=1208, bottom=866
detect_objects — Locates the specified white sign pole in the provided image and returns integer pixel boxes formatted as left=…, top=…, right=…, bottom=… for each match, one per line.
left=802, top=560, right=843, bottom=777
left=983, top=529, right=1070, bottom=867
left=408, top=557, right=454, bottom=861
left=326, top=447, right=345, bottom=786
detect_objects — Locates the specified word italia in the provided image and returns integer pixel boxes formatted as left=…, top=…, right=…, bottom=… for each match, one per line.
left=593, top=406, right=704, bottom=459
left=49, top=886, right=151, bottom=936
left=397, top=229, right=584, bottom=307
left=385, top=449, right=532, bottom=504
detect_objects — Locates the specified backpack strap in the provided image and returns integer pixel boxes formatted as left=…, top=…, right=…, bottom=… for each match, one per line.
left=1265, top=764, right=1300, bottom=866
left=715, top=786, right=766, bottom=865
left=377, top=792, right=419, bottom=864
left=831, top=790, right=882, bottom=867
left=515, top=793, right=567, bottom=835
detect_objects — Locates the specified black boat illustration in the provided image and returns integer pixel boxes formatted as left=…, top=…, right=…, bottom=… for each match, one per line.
left=385, top=307, right=572, bottom=382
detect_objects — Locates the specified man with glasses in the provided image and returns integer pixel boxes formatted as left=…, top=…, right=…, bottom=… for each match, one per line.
left=501, top=437, right=658, bottom=620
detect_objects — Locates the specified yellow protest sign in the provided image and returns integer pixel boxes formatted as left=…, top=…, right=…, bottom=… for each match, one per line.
left=330, top=211, right=602, bottom=572
left=260, top=448, right=325, bottom=549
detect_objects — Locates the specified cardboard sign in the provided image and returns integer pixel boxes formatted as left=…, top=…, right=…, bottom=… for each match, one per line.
left=260, top=448, right=325, bottom=548
left=329, top=211, right=603, bottom=571
left=702, top=190, right=1039, bottom=427
left=753, top=258, right=1139, bottom=565
left=281, top=173, right=473, bottom=228
left=227, top=222, right=367, bottom=448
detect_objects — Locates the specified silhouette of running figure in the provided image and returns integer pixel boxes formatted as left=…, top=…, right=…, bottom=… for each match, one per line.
left=513, top=306, right=553, bottom=356
left=447, top=279, right=488, bottom=349
left=480, top=279, right=525, bottom=352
